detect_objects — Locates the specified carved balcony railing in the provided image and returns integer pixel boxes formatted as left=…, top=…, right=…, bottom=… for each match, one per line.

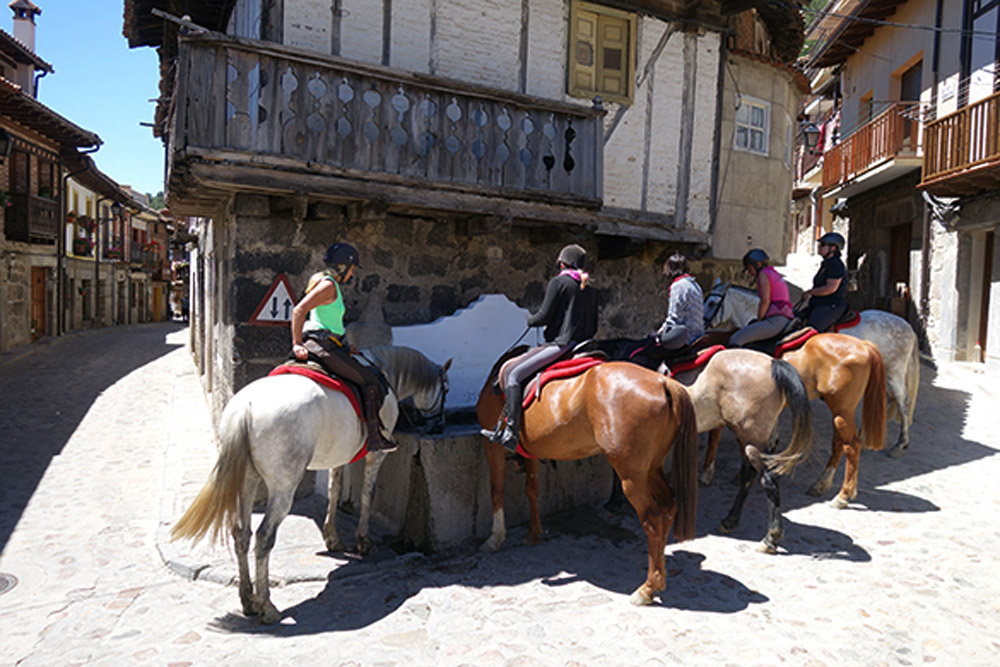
left=3, top=193, right=59, bottom=242
left=921, top=90, right=1000, bottom=196
left=170, top=34, right=604, bottom=208
left=822, top=102, right=921, bottom=191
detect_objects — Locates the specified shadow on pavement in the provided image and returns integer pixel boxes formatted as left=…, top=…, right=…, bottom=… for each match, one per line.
left=695, top=363, right=990, bottom=545
left=0, top=323, right=185, bottom=553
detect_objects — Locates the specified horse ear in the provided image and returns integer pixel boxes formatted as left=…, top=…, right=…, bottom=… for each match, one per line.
left=442, top=358, right=453, bottom=373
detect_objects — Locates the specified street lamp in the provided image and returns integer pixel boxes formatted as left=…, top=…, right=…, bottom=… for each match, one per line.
left=801, top=120, right=821, bottom=152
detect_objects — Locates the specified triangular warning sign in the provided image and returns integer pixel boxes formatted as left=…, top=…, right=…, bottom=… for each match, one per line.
left=249, top=273, right=298, bottom=325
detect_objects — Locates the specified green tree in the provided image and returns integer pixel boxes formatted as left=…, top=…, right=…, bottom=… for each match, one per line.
left=147, top=191, right=166, bottom=210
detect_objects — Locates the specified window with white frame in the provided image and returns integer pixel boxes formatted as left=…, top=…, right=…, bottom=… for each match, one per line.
left=734, top=96, right=770, bottom=156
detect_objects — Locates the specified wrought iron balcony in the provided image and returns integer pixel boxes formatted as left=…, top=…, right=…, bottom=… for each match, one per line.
left=3, top=193, right=59, bottom=242
left=822, top=102, right=922, bottom=194
left=167, top=33, right=604, bottom=214
left=921, top=90, right=1000, bottom=196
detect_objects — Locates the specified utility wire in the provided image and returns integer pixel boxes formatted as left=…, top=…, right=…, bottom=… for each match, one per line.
left=780, top=0, right=1000, bottom=41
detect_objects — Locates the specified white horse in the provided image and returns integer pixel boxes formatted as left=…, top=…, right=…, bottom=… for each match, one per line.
left=171, top=345, right=451, bottom=623
left=704, top=280, right=919, bottom=456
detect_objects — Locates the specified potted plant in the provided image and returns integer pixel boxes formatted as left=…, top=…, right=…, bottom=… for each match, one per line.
left=73, top=237, right=92, bottom=255
left=38, top=185, right=52, bottom=199
left=76, top=214, right=96, bottom=233
left=105, top=246, right=122, bottom=260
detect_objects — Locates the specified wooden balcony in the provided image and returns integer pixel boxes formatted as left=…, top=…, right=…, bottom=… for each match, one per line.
left=168, top=33, right=604, bottom=217
left=920, top=90, right=1000, bottom=196
left=822, top=102, right=922, bottom=195
left=3, top=194, right=59, bottom=242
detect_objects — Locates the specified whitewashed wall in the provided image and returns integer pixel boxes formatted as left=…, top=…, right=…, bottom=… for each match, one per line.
left=270, top=0, right=720, bottom=222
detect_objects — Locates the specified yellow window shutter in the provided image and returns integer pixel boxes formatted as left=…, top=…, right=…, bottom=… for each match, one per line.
left=570, top=7, right=597, bottom=97
left=597, top=15, right=628, bottom=98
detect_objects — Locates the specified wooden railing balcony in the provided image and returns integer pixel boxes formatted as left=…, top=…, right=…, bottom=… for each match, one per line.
left=921, top=90, right=1000, bottom=196
left=170, top=34, right=604, bottom=211
left=3, top=193, right=59, bottom=242
left=822, top=102, right=922, bottom=192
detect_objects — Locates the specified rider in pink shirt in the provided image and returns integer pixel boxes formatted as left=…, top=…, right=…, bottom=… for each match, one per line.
left=729, top=248, right=794, bottom=348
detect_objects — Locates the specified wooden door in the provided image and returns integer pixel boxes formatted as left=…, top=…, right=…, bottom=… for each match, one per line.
left=30, top=266, right=46, bottom=340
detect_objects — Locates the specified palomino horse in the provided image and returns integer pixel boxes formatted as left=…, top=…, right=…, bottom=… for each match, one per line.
left=595, top=340, right=814, bottom=552
left=699, top=331, right=888, bottom=509
left=171, top=346, right=451, bottom=623
left=476, top=347, right=699, bottom=605
left=705, top=280, right=918, bottom=456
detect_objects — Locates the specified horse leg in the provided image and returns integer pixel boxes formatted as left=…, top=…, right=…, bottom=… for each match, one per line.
left=887, top=374, right=911, bottom=457
left=700, top=428, right=722, bottom=486
left=831, top=414, right=861, bottom=509
left=807, top=415, right=843, bottom=497
left=233, top=468, right=260, bottom=616
left=252, top=488, right=295, bottom=624
left=718, top=442, right=758, bottom=534
left=619, top=469, right=674, bottom=606
left=322, top=465, right=347, bottom=552
left=356, top=451, right=390, bottom=554
left=523, top=457, right=543, bottom=545
left=480, top=440, right=508, bottom=552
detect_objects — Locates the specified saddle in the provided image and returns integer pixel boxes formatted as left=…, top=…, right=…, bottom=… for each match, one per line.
left=629, top=334, right=709, bottom=371
left=744, top=325, right=819, bottom=358
left=664, top=344, right=727, bottom=377
left=496, top=340, right=606, bottom=408
left=830, top=308, right=861, bottom=333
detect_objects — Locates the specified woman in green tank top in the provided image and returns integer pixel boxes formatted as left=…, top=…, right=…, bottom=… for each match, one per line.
left=289, top=242, right=397, bottom=452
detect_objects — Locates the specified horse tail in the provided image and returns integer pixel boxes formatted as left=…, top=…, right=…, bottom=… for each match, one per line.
left=764, top=358, right=816, bottom=476
left=664, top=378, right=699, bottom=542
left=171, top=401, right=253, bottom=545
left=861, top=342, right=887, bottom=451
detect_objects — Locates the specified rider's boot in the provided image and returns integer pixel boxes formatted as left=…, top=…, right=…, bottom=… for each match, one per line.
left=363, top=385, right=397, bottom=452
left=481, top=386, right=523, bottom=453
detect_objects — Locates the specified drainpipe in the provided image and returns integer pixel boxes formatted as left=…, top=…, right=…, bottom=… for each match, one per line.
left=33, top=68, right=47, bottom=98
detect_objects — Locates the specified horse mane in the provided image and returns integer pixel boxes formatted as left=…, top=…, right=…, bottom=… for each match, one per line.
left=364, top=345, right=441, bottom=391
left=729, top=284, right=758, bottom=297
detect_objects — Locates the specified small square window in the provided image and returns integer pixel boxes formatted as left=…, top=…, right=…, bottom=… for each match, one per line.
left=734, top=96, right=770, bottom=156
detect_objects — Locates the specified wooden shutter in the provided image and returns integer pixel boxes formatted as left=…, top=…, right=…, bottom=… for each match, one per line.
left=597, top=15, right=628, bottom=98
left=570, top=7, right=597, bottom=97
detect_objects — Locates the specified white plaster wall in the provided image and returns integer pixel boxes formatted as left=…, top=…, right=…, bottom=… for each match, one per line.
left=839, top=0, right=936, bottom=135
left=643, top=22, right=683, bottom=215
left=524, top=0, right=566, bottom=99
left=435, top=0, right=521, bottom=90
left=686, top=33, right=721, bottom=231
left=391, top=0, right=433, bottom=73
left=391, top=294, right=532, bottom=409
left=713, top=56, right=799, bottom=260
left=341, top=0, right=385, bottom=64
left=285, top=0, right=333, bottom=53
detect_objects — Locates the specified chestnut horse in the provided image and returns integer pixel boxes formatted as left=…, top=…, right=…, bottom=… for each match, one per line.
left=702, top=333, right=888, bottom=510
left=476, top=349, right=699, bottom=605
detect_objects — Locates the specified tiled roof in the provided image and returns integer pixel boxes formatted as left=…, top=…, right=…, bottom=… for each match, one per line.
left=0, top=27, right=52, bottom=71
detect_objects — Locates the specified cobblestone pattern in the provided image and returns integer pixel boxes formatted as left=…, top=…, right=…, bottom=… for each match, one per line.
left=1, top=323, right=999, bottom=664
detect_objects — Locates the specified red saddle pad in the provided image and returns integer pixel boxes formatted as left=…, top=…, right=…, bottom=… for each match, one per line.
left=667, top=345, right=727, bottom=376
left=774, top=329, right=819, bottom=357
left=832, top=311, right=862, bottom=332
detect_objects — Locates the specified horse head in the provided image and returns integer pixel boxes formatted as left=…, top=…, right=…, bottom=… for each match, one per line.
left=364, top=346, right=452, bottom=435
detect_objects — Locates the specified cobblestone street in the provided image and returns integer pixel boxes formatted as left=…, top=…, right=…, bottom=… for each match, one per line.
left=1, top=323, right=999, bottom=665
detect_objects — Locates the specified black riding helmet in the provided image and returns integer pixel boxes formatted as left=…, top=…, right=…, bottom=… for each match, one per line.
left=557, top=244, right=587, bottom=269
left=324, top=243, right=360, bottom=280
left=818, top=232, right=845, bottom=252
left=742, top=248, right=768, bottom=271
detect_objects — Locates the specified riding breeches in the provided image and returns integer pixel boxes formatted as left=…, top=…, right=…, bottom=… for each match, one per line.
left=806, top=302, right=847, bottom=333
left=729, top=315, right=792, bottom=348
left=504, top=343, right=573, bottom=390
left=302, top=332, right=385, bottom=403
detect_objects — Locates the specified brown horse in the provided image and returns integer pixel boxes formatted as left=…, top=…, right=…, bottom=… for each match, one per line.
left=476, top=349, right=699, bottom=605
left=703, top=333, right=887, bottom=509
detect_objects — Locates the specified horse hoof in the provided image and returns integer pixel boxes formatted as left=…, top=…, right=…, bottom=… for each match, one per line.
left=257, top=602, right=282, bottom=625
left=806, top=485, right=824, bottom=497
left=829, top=495, right=849, bottom=509
left=718, top=521, right=737, bottom=534
left=888, top=446, right=907, bottom=459
left=698, top=472, right=714, bottom=487
left=356, top=538, right=376, bottom=556
left=629, top=588, right=654, bottom=606
left=524, top=532, right=543, bottom=546
left=480, top=538, right=502, bottom=553
left=756, top=540, right=777, bottom=554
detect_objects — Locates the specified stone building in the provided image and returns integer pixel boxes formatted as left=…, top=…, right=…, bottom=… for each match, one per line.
left=798, top=0, right=1000, bottom=372
left=124, top=0, right=805, bottom=415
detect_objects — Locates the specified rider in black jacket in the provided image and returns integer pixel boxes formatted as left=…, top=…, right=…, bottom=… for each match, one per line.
left=482, top=244, right=598, bottom=452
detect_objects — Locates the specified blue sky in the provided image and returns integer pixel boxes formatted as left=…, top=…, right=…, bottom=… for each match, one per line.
left=20, top=1, right=164, bottom=197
